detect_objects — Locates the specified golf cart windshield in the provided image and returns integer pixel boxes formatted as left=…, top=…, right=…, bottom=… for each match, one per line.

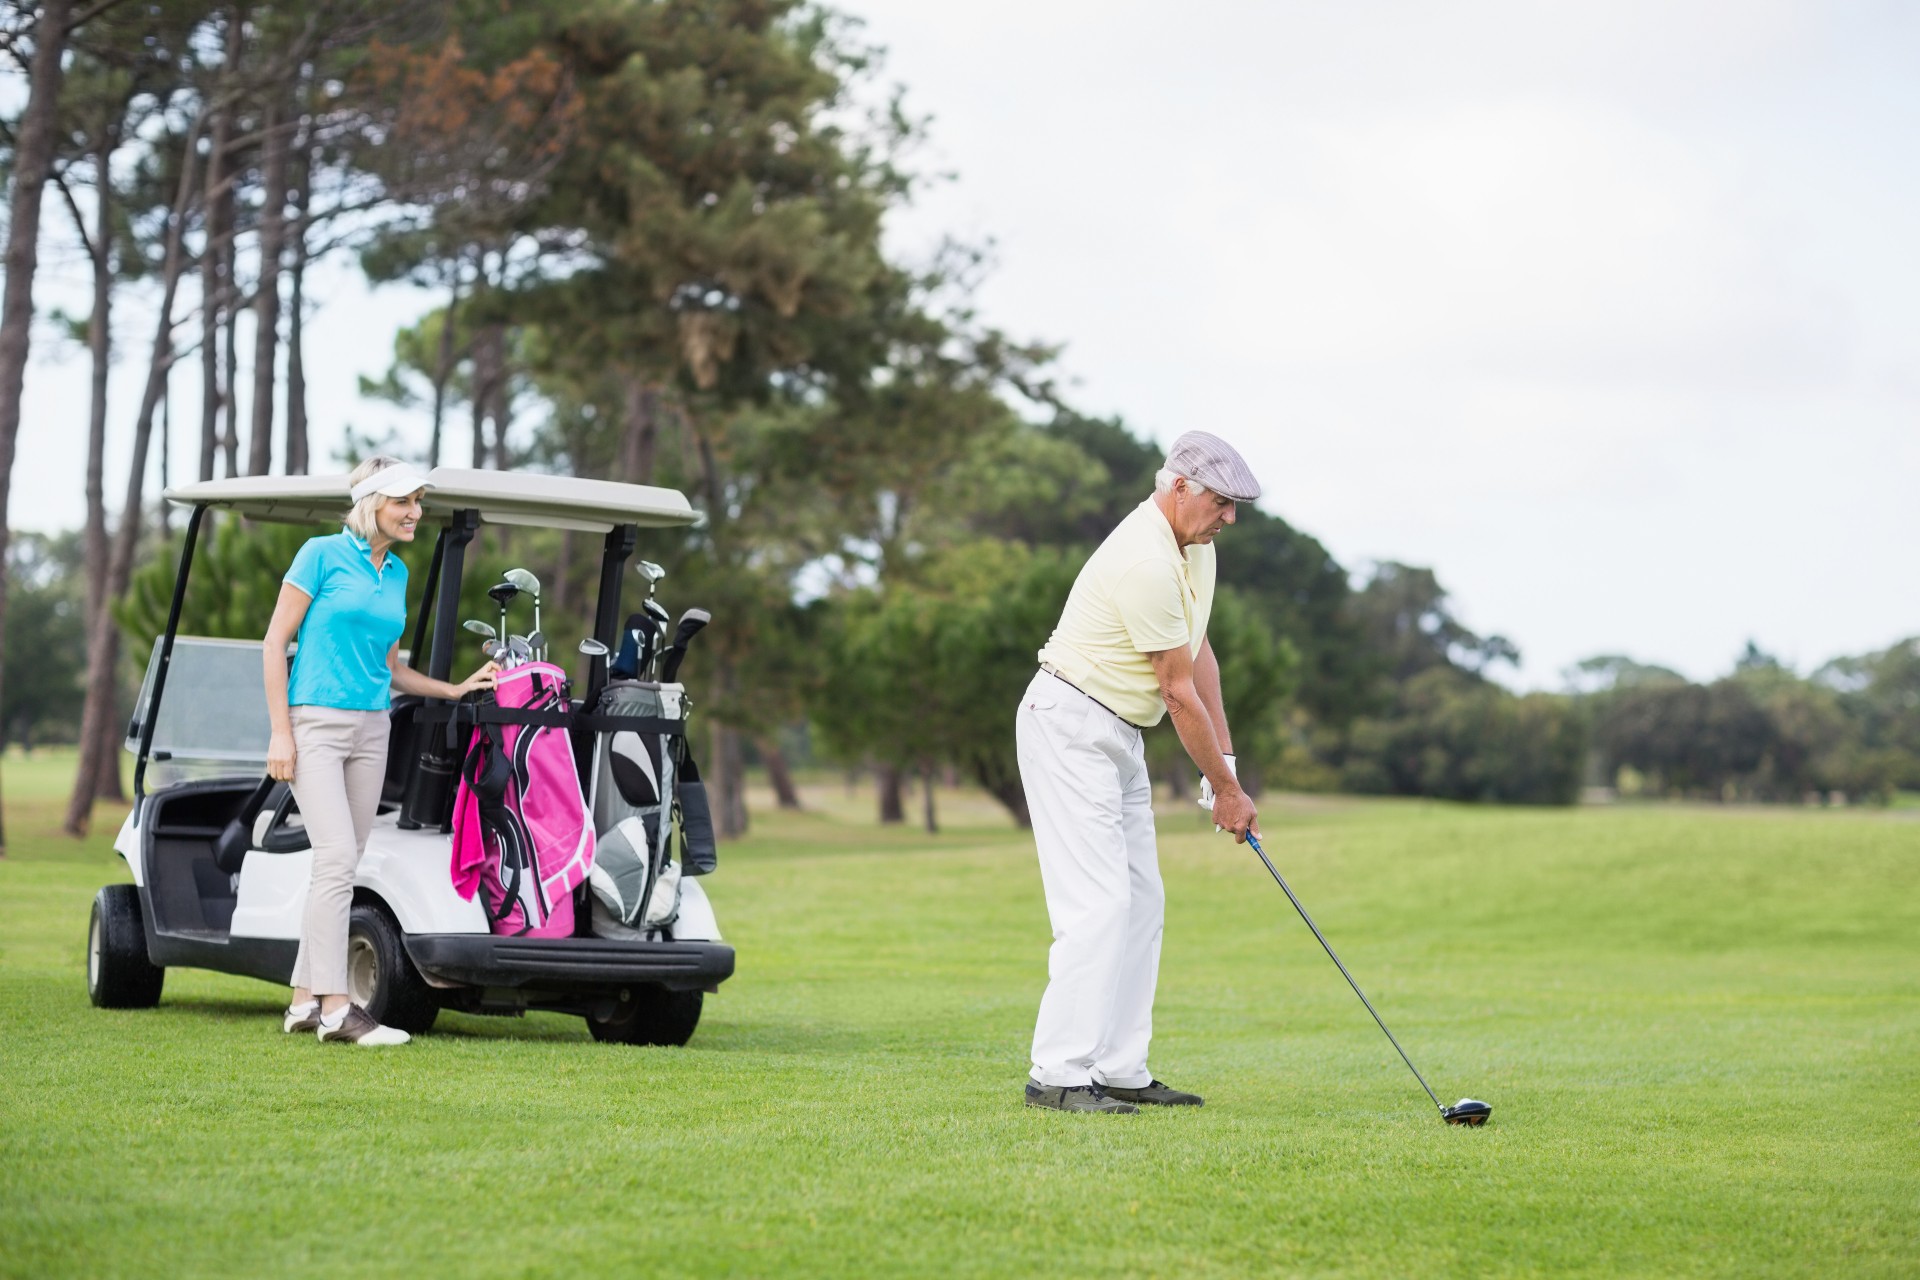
left=126, top=637, right=272, bottom=790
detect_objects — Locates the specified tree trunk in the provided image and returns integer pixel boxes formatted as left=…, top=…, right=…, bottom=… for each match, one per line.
left=66, top=107, right=206, bottom=836
left=921, top=763, right=938, bottom=834
left=0, top=0, right=76, bottom=854
left=213, top=7, right=243, bottom=479
left=971, top=756, right=1031, bottom=829
left=0, top=0, right=76, bottom=859
left=470, top=322, right=498, bottom=468
left=876, top=761, right=906, bottom=824
left=757, top=735, right=802, bottom=810
left=713, top=722, right=749, bottom=839
left=198, top=89, right=230, bottom=482
left=157, top=367, right=171, bottom=534
left=66, top=124, right=121, bottom=833
left=619, top=373, right=657, bottom=484
left=488, top=339, right=511, bottom=469
left=246, top=97, right=291, bottom=477
left=284, top=120, right=311, bottom=474
left=1163, top=761, right=1191, bottom=802
left=221, top=244, right=241, bottom=477
left=427, top=273, right=460, bottom=468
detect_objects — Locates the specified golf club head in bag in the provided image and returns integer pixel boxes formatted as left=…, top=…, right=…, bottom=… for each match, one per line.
left=657, top=608, right=711, bottom=683
left=636, top=560, right=665, bottom=597
left=611, top=612, right=656, bottom=680
left=504, top=568, right=541, bottom=635
left=486, top=580, right=519, bottom=634
left=1243, top=831, right=1491, bottom=1129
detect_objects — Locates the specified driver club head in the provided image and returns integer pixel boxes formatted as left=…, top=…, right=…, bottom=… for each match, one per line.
left=487, top=581, right=520, bottom=606
left=1441, top=1099, right=1492, bottom=1126
left=636, top=560, right=665, bottom=595
left=503, top=567, right=540, bottom=596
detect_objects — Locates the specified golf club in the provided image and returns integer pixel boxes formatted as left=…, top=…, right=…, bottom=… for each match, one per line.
left=657, top=608, right=711, bottom=683
left=1243, top=831, right=1490, bottom=1127
left=632, top=610, right=662, bottom=680
left=487, top=580, right=520, bottom=638
left=526, top=629, right=546, bottom=662
left=642, top=599, right=671, bottom=678
left=637, top=560, right=665, bottom=598
left=504, top=568, right=541, bottom=639
left=578, top=638, right=609, bottom=658
left=463, top=619, right=496, bottom=640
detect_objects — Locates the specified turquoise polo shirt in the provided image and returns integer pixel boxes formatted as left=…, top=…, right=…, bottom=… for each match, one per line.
left=284, top=528, right=409, bottom=711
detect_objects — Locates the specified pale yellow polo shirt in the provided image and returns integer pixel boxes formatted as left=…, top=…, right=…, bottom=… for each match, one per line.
left=1037, top=498, right=1216, bottom=727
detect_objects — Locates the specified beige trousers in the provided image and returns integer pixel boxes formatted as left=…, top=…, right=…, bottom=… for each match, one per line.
left=288, top=705, right=390, bottom=995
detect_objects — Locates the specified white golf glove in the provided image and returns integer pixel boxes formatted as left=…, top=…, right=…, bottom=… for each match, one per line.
left=1198, top=754, right=1237, bottom=812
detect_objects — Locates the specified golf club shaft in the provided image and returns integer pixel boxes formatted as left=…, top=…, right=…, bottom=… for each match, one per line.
left=1245, top=833, right=1444, bottom=1113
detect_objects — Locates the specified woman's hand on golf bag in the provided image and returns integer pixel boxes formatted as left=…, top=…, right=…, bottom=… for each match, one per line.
left=454, top=660, right=500, bottom=699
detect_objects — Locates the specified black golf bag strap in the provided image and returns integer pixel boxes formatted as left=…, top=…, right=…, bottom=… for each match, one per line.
left=573, top=713, right=685, bottom=737
left=423, top=701, right=575, bottom=747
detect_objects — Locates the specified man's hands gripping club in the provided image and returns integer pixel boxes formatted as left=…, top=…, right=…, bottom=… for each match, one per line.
left=1149, top=639, right=1259, bottom=843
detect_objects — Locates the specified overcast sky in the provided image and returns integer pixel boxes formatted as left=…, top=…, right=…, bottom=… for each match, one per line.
left=15, top=0, right=1919, bottom=687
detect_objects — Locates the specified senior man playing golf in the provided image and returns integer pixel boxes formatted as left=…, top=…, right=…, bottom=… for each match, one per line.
left=1019, top=431, right=1261, bottom=1114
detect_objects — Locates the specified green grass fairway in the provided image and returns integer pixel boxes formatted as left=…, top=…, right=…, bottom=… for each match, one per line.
left=2, top=751, right=1917, bottom=1277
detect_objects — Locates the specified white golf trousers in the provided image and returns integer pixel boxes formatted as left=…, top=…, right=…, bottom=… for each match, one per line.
left=288, top=706, right=389, bottom=996
left=1017, top=670, right=1163, bottom=1090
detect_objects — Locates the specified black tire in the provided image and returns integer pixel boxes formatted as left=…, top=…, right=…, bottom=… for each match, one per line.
left=346, top=904, right=440, bottom=1034
left=88, top=884, right=165, bottom=1009
left=586, top=984, right=703, bottom=1046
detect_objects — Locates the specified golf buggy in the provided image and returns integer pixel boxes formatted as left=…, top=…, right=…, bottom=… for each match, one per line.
left=87, top=468, right=734, bottom=1045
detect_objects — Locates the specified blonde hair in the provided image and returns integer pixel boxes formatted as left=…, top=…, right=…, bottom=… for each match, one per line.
left=345, top=455, right=411, bottom=540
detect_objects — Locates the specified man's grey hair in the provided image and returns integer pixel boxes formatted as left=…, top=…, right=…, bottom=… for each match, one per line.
left=1153, top=466, right=1209, bottom=498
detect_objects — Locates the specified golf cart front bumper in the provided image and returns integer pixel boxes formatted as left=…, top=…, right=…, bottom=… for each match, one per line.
left=405, top=935, right=734, bottom=993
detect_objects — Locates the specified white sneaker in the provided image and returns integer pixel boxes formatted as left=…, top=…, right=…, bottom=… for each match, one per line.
left=316, top=1003, right=411, bottom=1046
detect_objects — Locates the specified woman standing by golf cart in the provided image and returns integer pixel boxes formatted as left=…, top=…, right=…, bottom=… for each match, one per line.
left=264, top=457, right=496, bottom=1045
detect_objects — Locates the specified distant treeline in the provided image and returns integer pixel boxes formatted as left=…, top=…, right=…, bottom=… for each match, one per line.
left=9, top=412, right=1917, bottom=824
left=4, top=0, right=1914, bottom=843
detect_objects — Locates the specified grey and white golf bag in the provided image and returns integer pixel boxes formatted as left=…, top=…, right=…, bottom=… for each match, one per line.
left=585, top=680, right=718, bottom=939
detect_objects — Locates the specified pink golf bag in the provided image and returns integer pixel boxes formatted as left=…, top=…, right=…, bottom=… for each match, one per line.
left=449, top=662, right=594, bottom=937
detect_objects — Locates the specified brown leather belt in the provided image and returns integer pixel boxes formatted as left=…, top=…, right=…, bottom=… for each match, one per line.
left=1039, top=664, right=1147, bottom=730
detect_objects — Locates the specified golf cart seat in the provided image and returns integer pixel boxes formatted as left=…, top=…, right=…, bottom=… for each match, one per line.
left=210, top=777, right=310, bottom=875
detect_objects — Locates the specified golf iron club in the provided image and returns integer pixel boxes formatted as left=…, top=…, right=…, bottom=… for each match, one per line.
left=1243, top=831, right=1491, bottom=1127
left=657, top=608, right=711, bottom=684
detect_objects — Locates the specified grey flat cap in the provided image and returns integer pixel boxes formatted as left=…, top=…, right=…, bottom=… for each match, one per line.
left=1165, top=431, right=1261, bottom=502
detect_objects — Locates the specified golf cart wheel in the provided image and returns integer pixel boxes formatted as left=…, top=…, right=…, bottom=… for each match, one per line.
left=88, top=885, right=165, bottom=1009
left=346, top=905, right=440, bottom=1034
left=587, top=985, right=703, bottom=1046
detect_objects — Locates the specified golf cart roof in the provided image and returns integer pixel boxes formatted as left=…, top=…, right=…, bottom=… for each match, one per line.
left=162, top=468, right=698, bottom=533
